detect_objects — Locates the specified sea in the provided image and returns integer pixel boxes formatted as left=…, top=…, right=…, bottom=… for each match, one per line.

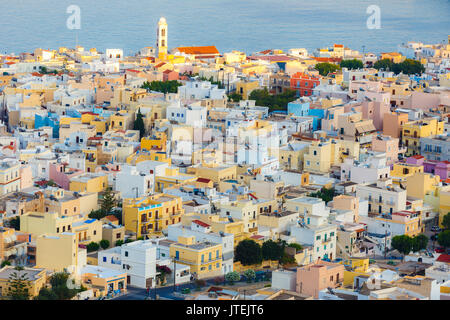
left=0, top=0, right=449, bottom=56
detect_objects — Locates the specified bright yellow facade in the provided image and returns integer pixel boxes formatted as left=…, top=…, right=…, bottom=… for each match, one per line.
left=401, top=118, right=444, bottom=156
left=123, top=193, right=184, bottom=237
left=170, top=236, right=223, bottom=279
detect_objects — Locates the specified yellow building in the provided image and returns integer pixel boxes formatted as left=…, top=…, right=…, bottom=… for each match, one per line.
left=390, top=163, right=424, bottom=186
left=406, top=173, right=440, bottom=199
left=123, top=193, right=184, bottom=237
left=235, top=80, right=260, bottom=99
left=380, top=52, right=406, bottom=63
left=0, top=160, right=21, bottom=196
left=0, top=266, right=47, bottom=299
left=69, top=173, right=108, bottom=193
left=20, top=211, right=74, bottom=239
left=170, top=236, right=223, bottom=279
left=187, top=164, right=237, bottom=184
left=155, top=167, right=197, bottom=192
left=36, top=232, right=80, bottom=272
left=401, top=118, right=444, bottom=156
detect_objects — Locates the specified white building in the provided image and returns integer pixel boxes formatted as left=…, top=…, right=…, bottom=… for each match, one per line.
left=98, top=240, right=157, bottom=288
left=115, top=165, right=154, bottom=199
left=177, top=81, right=227, bottom=101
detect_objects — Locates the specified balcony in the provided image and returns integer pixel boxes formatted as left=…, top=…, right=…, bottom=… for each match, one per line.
left=248, top=227, right=258, bottom=233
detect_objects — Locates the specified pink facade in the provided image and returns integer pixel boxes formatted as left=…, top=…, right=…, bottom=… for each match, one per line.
left=162, top=70, right=179, bottom=81
left=372, top=135, right=399, bottom=166
left=49, top=162, right=84, bottom=190
left=20, top=165, right=34, bottom=190
left=296, top=260, right=345, bottom=298
left=383, top=112, right=409, bottom=138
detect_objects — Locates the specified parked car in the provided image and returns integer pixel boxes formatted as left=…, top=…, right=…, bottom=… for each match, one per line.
left=435, top=247, right=445, bottom=253
left=431, top=226, right=442, bottom=232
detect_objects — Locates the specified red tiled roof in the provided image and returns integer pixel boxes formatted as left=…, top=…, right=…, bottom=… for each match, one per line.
left=192, top=220, right=210, bottom=228
left=127, top=69, right=140, bottom=73
left=313, top=57, right=342, bottom=63
left=197, top=177, right=211, bottom=184
left=163, top=69, right=176, bottom=74
left=436, top=254, right=450, bottom=263
left=104, top=215, right=118, bottom=222
left=176, top=46, right=219, bottom=55
left=411, top=155, right=424, bottom=159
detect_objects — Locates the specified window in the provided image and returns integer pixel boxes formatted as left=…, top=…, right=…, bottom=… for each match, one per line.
left=103, top=257, right=107, bottom=262
left=125, top=251, right=128, bottom=257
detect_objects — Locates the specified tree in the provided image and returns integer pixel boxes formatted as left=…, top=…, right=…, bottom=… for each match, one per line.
left=225, top=271, right=240, bottom=285
left=86, top=242, right=100, bottom=253
left=1, top=260, right=11, bottom=268
left=8, top=216, right=20, bottom=230
left=314, top=62, right=340, bottom=76
left=248, top=88, right=297, bottom=112
left=262, top=240, right=284, bottom=261
left=442, top=213, right=450, bottom=230
left=115, top=240, right=124, bottom=247
left=141, top=80, right=182, bottom=94
left=7, top=266, right=30, bottom=300
left=310, top=187, right=336, bottom=203
left=288, top=243, right=303, bottom=251
left=243, top=269, right=256, bottom=283
left=34, top=287, right=57, bottom=300
left=438, top=230, right=450, bottom=249
left=228, top=93, right=242, bottom=102
left=133, top=108, right=146, bottom=138
left=412, top=234, right=428, bottom=252
left=340, top=59, right=363, bottom=70
left=45, top=272, right=80, bottom=300
left=100, top=188, right=116, bottom=215
left=99, top=239, right=110, bottom=250
left=391, top=235, right=413, bottom=259
left=373, top=58, right=424, bottom=75
left=88, top=209, right=105, bottom=220
left=235, top=239, right=263, bottom=266
left=373, top=59, right=393, bottom=71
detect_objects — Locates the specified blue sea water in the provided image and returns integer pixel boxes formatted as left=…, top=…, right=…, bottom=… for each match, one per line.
left=0, top=0, right=449, bottom=56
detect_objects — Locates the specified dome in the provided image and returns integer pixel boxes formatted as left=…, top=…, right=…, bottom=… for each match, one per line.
left=159, top=17, right=167, bottom=24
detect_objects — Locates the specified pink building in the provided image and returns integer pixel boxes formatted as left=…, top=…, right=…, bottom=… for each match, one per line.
left=405, top=155, right=450, bottom=181
left=344, top=101, right=390, bottom=131
left=331, top=195, right=360, bottom=223
left=162, top=69, right=179, bottom=81
left=371, top=135, right=400, bottom=166
left=296, top=260, right=345, bottom=298
left=49, top=162, right=84, bottom=190
left=20, top=165, right=34, bottom=190
left=382, top=112, right=409, bottom=139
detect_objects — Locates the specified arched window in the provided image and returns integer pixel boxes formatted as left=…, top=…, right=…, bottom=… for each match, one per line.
left=161, top=29, right=165, bottom=37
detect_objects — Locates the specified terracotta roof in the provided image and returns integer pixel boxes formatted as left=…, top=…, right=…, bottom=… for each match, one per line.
left=411, top=155, right=424, bottom=159
left=163, top=69, right=176, bottom=74
left=436, top=254, right=450, bottom=263
left=192, top=220, right=210, bottom=228
left=154, top=62, right=166, bottom=68
left=104, top=215, right=118, bottom=222
left=176, top=46, right=219, bottom=55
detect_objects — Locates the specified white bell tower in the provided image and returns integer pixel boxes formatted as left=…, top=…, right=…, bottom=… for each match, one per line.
left=157, top=17, right=168, bottom=57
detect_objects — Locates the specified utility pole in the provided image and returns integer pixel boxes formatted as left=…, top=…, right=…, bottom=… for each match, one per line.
left=173, top=258, right=177, bottom=293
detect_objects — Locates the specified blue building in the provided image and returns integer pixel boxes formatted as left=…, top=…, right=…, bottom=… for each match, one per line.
left=35, top=113, right=60, bottom=138
left=287, top=99, right=310, bottom=117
